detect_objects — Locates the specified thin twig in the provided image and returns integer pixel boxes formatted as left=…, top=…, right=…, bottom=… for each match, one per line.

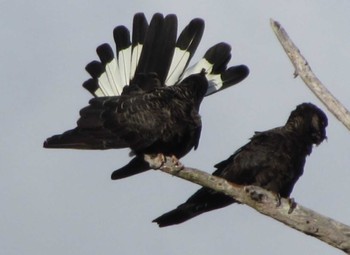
left=270, top=19, right=350, bottom=131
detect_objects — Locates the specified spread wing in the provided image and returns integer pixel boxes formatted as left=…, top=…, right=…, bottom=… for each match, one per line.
left=44, top=75, right=204, bottom=153
left=44, top=89, right=181, bottom=150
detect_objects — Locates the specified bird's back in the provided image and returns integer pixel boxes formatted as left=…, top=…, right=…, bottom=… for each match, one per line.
left=215, top=127, right=310, bottom=197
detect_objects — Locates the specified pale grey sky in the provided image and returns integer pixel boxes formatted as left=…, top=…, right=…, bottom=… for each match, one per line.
left=1, top=1, right=350, bottom=254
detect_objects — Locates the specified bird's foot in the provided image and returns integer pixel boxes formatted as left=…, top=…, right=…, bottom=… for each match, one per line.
left=275, top=193, right=282, bottom=207
left=160, top=155, right=184, bottom=173
left=274, top=195, right=296, bottom=213
left=170, top=155, right=184, bottom=171
left=144, top=153, right=166, bottom=169
left=287, top=197, right=297, bottom=214
left=244, top=186, right=266, bottom=202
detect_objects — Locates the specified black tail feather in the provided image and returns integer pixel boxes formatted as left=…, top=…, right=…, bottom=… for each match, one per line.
left=152, top=204, right=198, bottom=227
left=84, top=61, right=105, bottom=97
left=219, top=65, right=250, bottom=91
left=111, top=156, right=150, bottom=180
left=129, top=13, right=148, bottom=81
left=113, top=26, right=131, bottom=54
left=131, top=13, right=148, bottom=47
left=135, top=13, right=177, bottom=85
left=85, top=60, right=105, bottom=79
left=153, top=188, right=235, bottom=227
left=205, top=42, right=231, bottom=73
left=165, top=18, right=204, bottom=85
left=134, top=13, right=164, bottom=75
left=96, top=43, right=115, bottom=65
left=176, top=18, right=204, bottom=55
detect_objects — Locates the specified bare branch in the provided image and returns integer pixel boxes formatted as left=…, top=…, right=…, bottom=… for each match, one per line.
left=270, top=19, right=350, bottom=131
left=160, top=158, right=350, bottom=254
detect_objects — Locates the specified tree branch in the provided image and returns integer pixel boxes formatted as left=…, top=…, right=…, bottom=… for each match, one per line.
left=270, top=19, right=350, bottom=131
left=160, top=158, right=350, bottom=254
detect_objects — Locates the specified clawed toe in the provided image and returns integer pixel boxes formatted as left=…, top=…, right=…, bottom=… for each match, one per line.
left=144, top=153, right=166, bottom=169
left=275, top=193, right=282, bottom=207
left=287, top=197, right=297, bottom=214
left=160, top=155, right=184, bottom=172
left=170, top=155, right=184, bottom=171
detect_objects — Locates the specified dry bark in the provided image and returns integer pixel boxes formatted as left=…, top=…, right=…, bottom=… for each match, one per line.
left=270, top=19, right=350, bottom=131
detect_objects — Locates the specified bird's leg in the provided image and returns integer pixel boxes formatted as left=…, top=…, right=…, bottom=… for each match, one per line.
left=287, top=197, right=297, bottom=214
left=274, top=194, right=296, bottom=213
left=275, top=193, right=282, bottom=207
left=143, top=153, right=166, bottom=169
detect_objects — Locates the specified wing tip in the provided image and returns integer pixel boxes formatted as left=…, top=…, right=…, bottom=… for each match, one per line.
left=151, top=218, right=169, bottom=228
left=110, top=157, right=150, bottom=180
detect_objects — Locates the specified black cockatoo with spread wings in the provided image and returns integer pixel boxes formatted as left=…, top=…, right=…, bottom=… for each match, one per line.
left=44, top=13, right=249, bottom=179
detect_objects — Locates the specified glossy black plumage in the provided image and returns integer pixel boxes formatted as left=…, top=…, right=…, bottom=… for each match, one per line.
left=44, top=13, right=249, bottom=179
left=44, top=72, right=208, bottom=178
left=153, top=103, right=328, bottom=227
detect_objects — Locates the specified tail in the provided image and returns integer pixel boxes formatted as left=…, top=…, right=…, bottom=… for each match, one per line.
left=153, top=203, right=204, bottom=228
left=179, top=43, right=249, bottom=95
left=153, top=188, right=235, bottom=227
left=83, top=13, right=203, bottom=97
left=82, top=13, right=248, bottom=98
left=111, top=156, right=151, bottom=180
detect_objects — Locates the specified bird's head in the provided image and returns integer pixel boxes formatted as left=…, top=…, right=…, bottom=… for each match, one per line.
left=180, top=70, right=209, bottom=108
left=286, top=103, right=328, bottom=145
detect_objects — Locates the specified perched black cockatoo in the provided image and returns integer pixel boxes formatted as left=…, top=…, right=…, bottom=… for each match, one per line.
left=153, top=103, right=328, bottom=227
left=43, top=13, right=249, bottom=180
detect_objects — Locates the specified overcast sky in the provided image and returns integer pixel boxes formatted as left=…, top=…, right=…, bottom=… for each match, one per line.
left=1, top=0, right=350, bottom=254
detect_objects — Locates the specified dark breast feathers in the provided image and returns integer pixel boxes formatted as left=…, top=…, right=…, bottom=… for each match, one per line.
left=153, top=103, right=328, bottom=227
